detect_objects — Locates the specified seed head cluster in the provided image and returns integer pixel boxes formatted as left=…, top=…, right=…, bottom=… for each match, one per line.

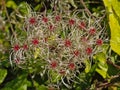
left=9, top=9, right=107, bottom=88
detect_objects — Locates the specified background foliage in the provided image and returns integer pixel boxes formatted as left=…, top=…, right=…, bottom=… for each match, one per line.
left=0, top=0, right=120, bottom=90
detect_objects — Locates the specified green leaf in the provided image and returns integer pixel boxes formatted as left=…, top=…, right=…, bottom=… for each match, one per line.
left=107, top=63, right=120, bottom=76
left=18, top=2, right=29, bottom=15
left=94, top=52, right=108, bottom=78
left=95, top=60, right=108, bottom=79
left=34, top=48, right=41, bottom=59
left=68, top=0, right=77, bottom=8
left=96, top=68, right=107, bottom=78
left=0, top=68, right=7, bottom=84
left=98, top=62, right=108, bottom=72
left=37, top=85, right=47, bottom=90
left=6, top=1, right=17, bottom=9
left=32, top=80, right=47, bottom=90
left=94, top=52, right=106, bottom=64
left=49, top=70, right=61, bottom=83
left=85, top=60, right=91, bottom=73
left=1, top=74, right=28, bottom=90
left=77, top=72, right=91, bottom=89
left=34, top=4, right=42, bottom=11
left=103, top=0, right=120, bottom=55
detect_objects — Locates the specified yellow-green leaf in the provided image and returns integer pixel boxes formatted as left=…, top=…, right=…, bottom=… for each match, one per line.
left=103, top=0, right=120, bottom=55
left=1, top=74, right=28, bottom=90
left=34, top=48, right=41, bottom=59
left=85, top=60, right=91, bottom=73
left=96, top=68, right=107, bottom=78
left=94, top=52, right=106, bottom=64
left=94, top=52, right=108, bottom=78
left=0, top=69, right=7, bottom=84
left=6, top=1, right=17, bottom=9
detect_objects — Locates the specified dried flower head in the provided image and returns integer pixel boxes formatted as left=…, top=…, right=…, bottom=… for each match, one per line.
left=9, top=4, right=108, bottom=88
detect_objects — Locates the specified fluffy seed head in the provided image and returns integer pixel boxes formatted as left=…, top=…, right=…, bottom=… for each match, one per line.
left=13, top=44, right=20, bottom=51
left=29, top=17, right=36, bottom=24
left=68, top=63, right=75, bottom=70
left=86, top=47, right=92, bottom=55
left=50, top=61, right=57, bottom=68
left=64, top=39, right=72, bottom=47
left=32, top=38, right=39, bottom=45
left=96, top=39, right=103, bottom=46
left=89, top=28, right=96, bottom=35
left=9, top=5, right=108, bottom=88
left=69, top=19, right=75, bottom=25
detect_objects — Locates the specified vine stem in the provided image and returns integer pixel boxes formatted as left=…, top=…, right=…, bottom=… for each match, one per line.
left=95, top=75, right=120, bottom=89
left=107, top=58, right=120, bottom=69
left=95, top=59, right=120, bottom=89
left=80, top=0, right=92, bottom=14
left=2, top=0, right=16, bottom=38
left=80, top=0, right=95, bottom=19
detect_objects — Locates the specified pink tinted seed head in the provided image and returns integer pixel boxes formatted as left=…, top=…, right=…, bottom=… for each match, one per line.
left=79, top=22, right=86, bottom=29
left=13, top=44, right=20, bottom=51
left=69, top=19, right=75, bottom=25
left=86, top=47, right=92, bottom=55
left=68, top=63, right=75, bottom=70
left=49, top=25, right=55, bottom=31
left=14, top=58, right=20, bottom=64
left=64, top=39, right=72, bottom=47
left=55, top=15, right=61, bottom=21
left=89, top=28, right=96, bottom=35
left=23, top=44, right=28, bottom=50
left=96, top=39, right=103, bottom=46
left=81, top=37, right=88, bottom=42
left=42, top=17, right=48, bottom=23
left=32, top=38, right=39, bottom=45
left=73, top=50, right=80, bottom=57
left=50, top=61, right=57, bottom=68
left=29, top=17, right=36, bottom=24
